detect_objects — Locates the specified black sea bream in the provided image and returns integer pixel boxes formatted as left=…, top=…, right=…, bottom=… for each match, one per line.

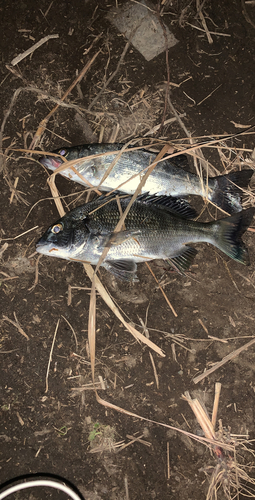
left=36, top=194, right=255, bottom=281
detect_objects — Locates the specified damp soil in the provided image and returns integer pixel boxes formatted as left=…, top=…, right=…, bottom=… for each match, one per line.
left=1, top=1, right=255, bottom=499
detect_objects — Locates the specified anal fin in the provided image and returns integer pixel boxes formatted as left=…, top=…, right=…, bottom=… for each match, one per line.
left=167, top=246, right=198, bottom=275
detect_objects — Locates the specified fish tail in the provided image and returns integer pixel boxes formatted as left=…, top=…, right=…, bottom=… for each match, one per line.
left=210, top=207, right=255, bottom=264
left=209, top=170, right=253, bottom=214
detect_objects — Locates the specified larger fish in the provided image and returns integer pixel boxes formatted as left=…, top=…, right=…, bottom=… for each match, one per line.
left=36, top=194, right=255, bottom=281
left=39, top=144, right=253, bottom=215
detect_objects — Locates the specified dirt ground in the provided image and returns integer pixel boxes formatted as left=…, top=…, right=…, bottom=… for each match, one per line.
left=1, top=1, right=255, bottom=499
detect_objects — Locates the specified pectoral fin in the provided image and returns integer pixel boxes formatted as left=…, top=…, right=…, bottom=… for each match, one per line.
left=104, top=259, right=138, bottom=281
left=105, top=230, right=141, bottom=247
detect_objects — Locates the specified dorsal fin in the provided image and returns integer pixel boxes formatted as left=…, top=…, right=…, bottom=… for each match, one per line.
left=136, top=194, right=197, bottom=219
left=89, top=193, right=197, bottom=219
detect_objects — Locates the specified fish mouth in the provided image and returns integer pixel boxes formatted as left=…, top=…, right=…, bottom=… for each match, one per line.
left=36, top=236, right=60, bottom=253
left=36, top=241, right=51, bottom=253
left=36, top=242, right=63, bottom=257
left=36, top=234, right=73, bottom=257
left=39, top=156, right=63, bottom=170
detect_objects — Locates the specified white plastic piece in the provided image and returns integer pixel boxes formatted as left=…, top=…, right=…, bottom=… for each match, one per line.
left=108, top=0, right=178, bottom=61
left=0, top=479, right=83, bottom=500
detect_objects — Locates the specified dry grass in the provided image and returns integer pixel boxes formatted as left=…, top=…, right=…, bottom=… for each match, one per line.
left=30, top=51, right=100, bottom=150
left=2, top=313, right=29, bottom=341
left=183, top=385, right=255, bottom=500
left=88, top=423, right=123, bottom=454
left=1, top=13, right=255, bottom=500
left=193, top=336, right=255, bottom=384
left=43, top=158, right=166, bottom=390
left=3, top=95, right=255, bottom=389
left=45, top=318, right=60, bottom=393
left=2, top=73, right=255, bottom=383
left=92, top=382, right=255, bottom=499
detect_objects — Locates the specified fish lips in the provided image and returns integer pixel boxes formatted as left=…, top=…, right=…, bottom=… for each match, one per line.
left=36, top=236, right=59, bottom=256
left=39, top=155, right=63, bottom=171
left=36, top=239, right=71, bottom=259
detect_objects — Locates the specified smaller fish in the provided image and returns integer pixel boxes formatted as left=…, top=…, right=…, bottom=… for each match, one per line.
left=39, top=144, right=254, bottom=215
left=36, top=194, right=255, bottom=281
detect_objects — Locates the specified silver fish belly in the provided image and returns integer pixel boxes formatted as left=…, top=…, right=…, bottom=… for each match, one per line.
left=36, top=194, right=255, bottom=281
left=39, top=144, right=253, bottom=214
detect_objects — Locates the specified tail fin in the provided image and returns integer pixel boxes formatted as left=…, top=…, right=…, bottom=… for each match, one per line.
left=210, top=170, right=254, bottom=214
left=211, top=207, right=255, bottom=265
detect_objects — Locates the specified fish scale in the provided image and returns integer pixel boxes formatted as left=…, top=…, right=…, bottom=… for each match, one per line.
left=36, top=194, right=255, bottom=281
left=39, top=144, right=254, bottom=215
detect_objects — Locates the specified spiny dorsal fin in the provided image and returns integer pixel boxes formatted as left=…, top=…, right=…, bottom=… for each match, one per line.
left=89, top=193, right=197, bottom=219
left=136, top=194, right=197, bottom=219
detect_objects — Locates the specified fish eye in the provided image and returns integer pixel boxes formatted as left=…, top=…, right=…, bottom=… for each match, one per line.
left=59, top=149, right=66, bottom=156
left=91, top=165, right=97, bottom=175
left=51, top=223, right=63, bottom=234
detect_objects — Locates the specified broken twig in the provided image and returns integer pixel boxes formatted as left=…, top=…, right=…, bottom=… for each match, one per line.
left=45, top=319, right=60, bottom=393
left=3, top=313, right=29, bottom=341
left=193, top=337, right=255, bottom=384
left=11, top=34, right=59, bottom=66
